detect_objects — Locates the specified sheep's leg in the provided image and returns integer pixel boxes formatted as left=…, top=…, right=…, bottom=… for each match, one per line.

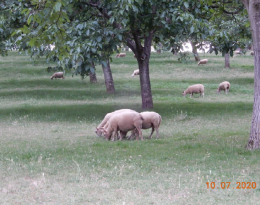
left=156, top=127, right=159, bottom=138
left=127, top=130, right=136, bottom=140
left=137, top=127, right=143, bottom=140
left=149, top=127, right=155, bottom=139
left=111, top=128, right=117, bottom=141
left=135, top=125, right=143, bottom=140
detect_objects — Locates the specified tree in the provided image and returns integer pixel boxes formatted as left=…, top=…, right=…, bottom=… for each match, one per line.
left=240, top=0, right=260, bottom=150
left=10, top=0, right=211, bottom=109
left=207, top=1, right=250, bottom=68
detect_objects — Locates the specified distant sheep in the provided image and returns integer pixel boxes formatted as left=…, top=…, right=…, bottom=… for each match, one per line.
left=115, top=53, right=126, bottom=58
left=197, top=59, right=208, bottom=66
left=217, top=81, right=230, bottom=94
left=235, top=50, right=242, bottom=55
left=131, top=69, right=139, bottom=77
left=251, top=51, right=254, bottom=56
left=182, top=84, right=204, bottom=98
left=50, top=72, right=64, bottom=80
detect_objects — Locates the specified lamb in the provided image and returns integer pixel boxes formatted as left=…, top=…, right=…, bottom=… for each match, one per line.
left=197, top=59, right=208, bottom=66
left=115, top=53, right=126, bottom=58
left=131, top=69, right=139, bottom=77
left=95, top=109, right=136, bottom=137
left=103, top=111, right=143, bottom=141
left=217, top=81, right=230, bottom=94
left=182, top=84, right=204, bottom=98
left=129, top=111, right=162, bottom=139
left=50, top=72, right=65, bottom=80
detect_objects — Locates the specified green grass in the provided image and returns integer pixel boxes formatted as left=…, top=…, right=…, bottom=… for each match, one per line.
left=0, top=51, right=259, bottom=204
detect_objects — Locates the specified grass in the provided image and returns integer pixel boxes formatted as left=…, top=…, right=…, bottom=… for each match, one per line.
left=0, top=51, right=259, bottom=204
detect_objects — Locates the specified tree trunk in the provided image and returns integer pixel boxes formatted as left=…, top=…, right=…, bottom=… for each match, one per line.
left=89, top=62, right=97, bottom=83
left=241, top=0, right=260, bottom=150
left=89, top=72, right=97, bottom=83
left=126, top=32, right=154, bottom=109
left=224, top=53, right=230, bottom=68
left=191, top=41, right=200, bottom=61
left=102, top=59, right=115, bottom=93
left=137, top=56, right=153, bottom=109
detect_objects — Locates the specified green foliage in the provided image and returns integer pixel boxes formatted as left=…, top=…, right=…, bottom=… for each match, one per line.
left=207, top=1, right=250, bottom=56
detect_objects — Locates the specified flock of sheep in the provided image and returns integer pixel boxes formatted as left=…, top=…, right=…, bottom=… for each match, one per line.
left=95, top=109, right=162, bottom=141
left=49, top=54, right=231, bottom=141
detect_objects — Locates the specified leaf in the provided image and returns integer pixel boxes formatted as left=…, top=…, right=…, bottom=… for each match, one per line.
left=28, top=38, right=35, bottom=47
left=190, top=25, right=194, bottom=34
left=27, top=15, right=33, bottom=25
left=54, top=2, right=62, bottom=12
left=101, top=61, right=107, bottom=67
left=90, top=67, right=95, bottom=74
left=184, top=2, right=189, bottom=9
left=97, top=36, right=102, bottom=42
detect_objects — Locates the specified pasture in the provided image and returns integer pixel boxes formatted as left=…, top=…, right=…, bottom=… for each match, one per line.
left=0, top=51, right=259, bottom=204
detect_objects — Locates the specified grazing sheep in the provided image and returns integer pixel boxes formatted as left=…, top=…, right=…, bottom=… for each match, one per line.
left=197, top=59, right=208, bottom=66
left=235, top=50, right=242, bottom=55
left=95, top=109, right=136, bottom=137
left=182, top=84, right=204, bottom=98
left=103, top=111, right=143, bottom=141
left=50, top=72, right=64, bottom=80
left=217, top=81, right=230, bottom=94
left=115, top=53, right=126, bottom=58
left=129, top=111, right=162, bottom=139
left=131, top=69, right=139, bottom=77
left=251, top=51, right=254, bottom=56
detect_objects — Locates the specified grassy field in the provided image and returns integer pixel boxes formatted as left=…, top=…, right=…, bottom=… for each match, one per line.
left=0, top=51, right=259, bottom=204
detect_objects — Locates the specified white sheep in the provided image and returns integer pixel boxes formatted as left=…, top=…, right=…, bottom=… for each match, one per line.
left=235, top=50, right=242, bottom=55
left=217, top=81, right=230, bottom=94
left=129, top=111, right=162, bottom=139
left=197, top=59, right=208, bottom=66
left=103, top=111, right=143, bottom=141
left=95, top=109, right=136, bottom=137
left=50, top=72, right=64, bottom=80
left=131, top=69, right=139, bottom=77
left=182, top=84, right=204, bottom=98
left=115, top=53, right=126, bottom=58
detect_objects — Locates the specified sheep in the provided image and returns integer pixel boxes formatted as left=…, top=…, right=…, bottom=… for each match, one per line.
left=251, top=51, right=254, bottom=56
left=128, top=111, right=162, bottom=139
left=115, top=53, right=126, bottom=58
left=95, top=109, right=136, bottom=137
left=235, top=50, right=242, bottom=55
left=131, top=69, right=139, bottom=77
left=182, top=84, right=204, bottom=98
left=197, top=59, right=208, bottom=66
left=217, top=81, right=230, bottom=94
left=50, top=72, right=64, bottom=80
left=103, top=111, right=143, bottom=141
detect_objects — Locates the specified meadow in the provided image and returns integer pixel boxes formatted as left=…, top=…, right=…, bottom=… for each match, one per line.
left=0, top=50, right=259, bottom=204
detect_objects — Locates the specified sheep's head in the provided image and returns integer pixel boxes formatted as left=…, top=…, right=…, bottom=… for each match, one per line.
left=182, top=91, right=186, bottom=96
left=95, top=127, right=103, bottom=137
left=103, top=130, right=110, bottom=140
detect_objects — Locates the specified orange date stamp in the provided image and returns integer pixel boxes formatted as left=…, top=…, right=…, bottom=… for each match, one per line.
left=206, top=182, right=257, bottom=189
